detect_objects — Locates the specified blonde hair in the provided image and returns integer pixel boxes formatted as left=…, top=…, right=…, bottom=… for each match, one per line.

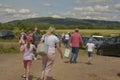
left=46, top=26, right=55, bottom=36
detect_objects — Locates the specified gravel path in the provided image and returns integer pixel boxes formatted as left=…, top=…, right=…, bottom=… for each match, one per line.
left=0, top=48, right=120, bottom=80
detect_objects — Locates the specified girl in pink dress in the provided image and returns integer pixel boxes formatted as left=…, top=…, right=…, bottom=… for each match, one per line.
left=20, top=39, right=36, bottom=80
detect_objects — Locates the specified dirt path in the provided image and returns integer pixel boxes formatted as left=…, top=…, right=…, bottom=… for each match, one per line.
left=0, top=50, right=120, bottom=80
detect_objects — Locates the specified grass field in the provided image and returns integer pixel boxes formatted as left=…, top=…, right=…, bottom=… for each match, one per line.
left=54, top=29, right=120, bottom=37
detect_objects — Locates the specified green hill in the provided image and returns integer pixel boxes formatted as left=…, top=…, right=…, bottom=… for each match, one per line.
left=8, top=17, right=120, bottom=27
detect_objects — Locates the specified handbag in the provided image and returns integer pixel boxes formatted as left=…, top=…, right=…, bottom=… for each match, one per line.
left=64, top=48, right=71, bottom=58
left=36, top=43, right=48, bottom=55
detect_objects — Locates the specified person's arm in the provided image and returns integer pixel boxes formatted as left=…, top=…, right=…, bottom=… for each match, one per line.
left=80, top=36, right=84, bottom=45
left=20, top=45, right=25, bottom=52
left=92, top=44, right=96, bottom=54
left=33, top=45, right=37, bottom=51
left=39, top=35, right=45, bottom=43
left=56, top=42, right=63, bottom=59
left=69, top=35, right=72, bottom=47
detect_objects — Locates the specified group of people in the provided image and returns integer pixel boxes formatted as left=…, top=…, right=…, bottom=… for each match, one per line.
left=19, top=27, right=63, bottom=80
left=19, top=27, right=95, bottom=80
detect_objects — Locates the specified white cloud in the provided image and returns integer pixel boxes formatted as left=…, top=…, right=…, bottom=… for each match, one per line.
left=43, top=3, right=52, bottom=7
left=0, top=6, right=40, bottom=22
left=75, top=0, right=113, bottom=5
left=74, top=5, right=109, bottom=12
left=5, top=8, right=16, bottom=13
left=55, top=3, right=120, bottom=21
left=51, top=15, right=62, bottom=18
left=27, top=13, right=39, bottom=18
left=18, top=9, right=30, bottom=14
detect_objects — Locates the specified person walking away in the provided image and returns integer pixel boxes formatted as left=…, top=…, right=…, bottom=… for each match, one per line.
left=40, top=27, right=63, bottom=80
left=64, top=32, right=70, bottom=48
left=27, top=31, right=33, bottom=43
left=32, top=28, right=42, bottom=60
left=86, top=39, right=95, bottom=64
left=20, top=38, right=36, bottom=80
left=19, top=31, right=27, bottom=45
left=69, top=28, right=83, bottom=64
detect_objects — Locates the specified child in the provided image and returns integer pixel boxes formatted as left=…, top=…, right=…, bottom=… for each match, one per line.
left=86, top=40, right=95, bottom=64
left=20, top=39, right=36, bottom=80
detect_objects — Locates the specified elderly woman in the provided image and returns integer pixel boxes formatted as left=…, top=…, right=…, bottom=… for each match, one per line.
left=40, top=26, right=63, bottom=80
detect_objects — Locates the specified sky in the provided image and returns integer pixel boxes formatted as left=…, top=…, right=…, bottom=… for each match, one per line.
left=0, top=0, right=120, bottom=23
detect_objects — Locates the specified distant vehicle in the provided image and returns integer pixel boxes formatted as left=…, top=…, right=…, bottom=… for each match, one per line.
left=80, top=36, right=104, bottom=49
left=92, top=35, right=103, bottom=38
left=0, top=30, right=15, bottom=39
left=91, top=36, right=105, bottom=49
left=82, top=36, right=90, bottom=44
left=97, top=36, right=120, bottom=57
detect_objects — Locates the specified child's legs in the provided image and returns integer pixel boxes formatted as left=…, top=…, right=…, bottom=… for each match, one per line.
left=23, top=60, right=32, bottom=78
left=88, top=52, right=93, bottom=62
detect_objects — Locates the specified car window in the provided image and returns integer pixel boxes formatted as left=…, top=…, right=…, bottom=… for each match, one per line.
left=93, top=37, right=103, bottom=41
left=116, top=37, right=120, bottom=43
left=107, top=38, right=116, bottom=44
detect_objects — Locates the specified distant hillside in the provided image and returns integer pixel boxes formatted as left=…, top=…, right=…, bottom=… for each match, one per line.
left=8, top=17, right=120, bottom=27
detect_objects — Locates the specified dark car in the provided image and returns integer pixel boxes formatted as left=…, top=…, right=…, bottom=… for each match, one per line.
left=97, top=36, right=120, bottom=57
left=82, top=36, right=90, bottom=44
left=90, top=37, right=105, bottom=49
left=80, top=36, right=104, bottom=49
left=0, top=30, right=15, bottom=39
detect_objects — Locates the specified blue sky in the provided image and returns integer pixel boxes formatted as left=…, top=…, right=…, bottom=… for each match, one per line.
left=0, top=0, right=120, bottom=23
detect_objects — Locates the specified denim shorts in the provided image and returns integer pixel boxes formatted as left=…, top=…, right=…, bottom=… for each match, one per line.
left=88, top=51, right=93, bottom=57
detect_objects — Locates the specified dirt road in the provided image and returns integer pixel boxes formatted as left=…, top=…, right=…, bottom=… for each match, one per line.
left=0, top=50, right=120, bottom=80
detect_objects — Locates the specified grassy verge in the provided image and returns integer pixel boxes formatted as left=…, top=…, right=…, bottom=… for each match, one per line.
left=0, top=44, right=19, bottom=54
left=0, top=38, right=19, bottom=42
left=55, top=29, right=120, bottom=37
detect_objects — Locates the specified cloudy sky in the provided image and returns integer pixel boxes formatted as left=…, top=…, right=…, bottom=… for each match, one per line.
left=0, top=0, right=120, bottom=23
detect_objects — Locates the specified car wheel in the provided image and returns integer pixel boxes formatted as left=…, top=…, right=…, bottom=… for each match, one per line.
left=97, top=49, right=104, bottom=56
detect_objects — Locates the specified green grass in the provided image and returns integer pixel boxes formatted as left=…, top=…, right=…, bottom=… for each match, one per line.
left=55, top=29, right=120, bottom=37
left=0, top=45, right=19, bottom=54
left=0, top=38, right=19, bottom=42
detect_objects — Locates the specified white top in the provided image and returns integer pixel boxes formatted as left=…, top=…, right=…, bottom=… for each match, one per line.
left=65, top=34, right=70, bottom=40
left=86, top=43, right=95, bottom=52
left=23, top=44, right=34, bottom=60
left=46, top=35, right=59, bottom=53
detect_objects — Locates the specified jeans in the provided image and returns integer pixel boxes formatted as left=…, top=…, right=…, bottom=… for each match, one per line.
left=64, top=40, right=69, bottom=48
left=70, top=47, right=79, bottom=63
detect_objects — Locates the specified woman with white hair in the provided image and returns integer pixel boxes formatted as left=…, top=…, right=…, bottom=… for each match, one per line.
left=40, top=26, right=63, bottom=80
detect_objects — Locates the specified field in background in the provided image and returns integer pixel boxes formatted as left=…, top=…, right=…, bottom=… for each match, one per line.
left=54, top=29, right=120, bottom=36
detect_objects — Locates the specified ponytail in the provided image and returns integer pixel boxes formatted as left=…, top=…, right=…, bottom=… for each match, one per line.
left=26, top=40, right=30, bottom=49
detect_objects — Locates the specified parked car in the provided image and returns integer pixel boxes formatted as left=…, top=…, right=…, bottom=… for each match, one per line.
left=97, top=36, right=120, bottom=57
left=80, top=36, right=104, bottom=49
left=0, top=30, right=15, bottom=39
left=91, top=36, right=105, bottom=49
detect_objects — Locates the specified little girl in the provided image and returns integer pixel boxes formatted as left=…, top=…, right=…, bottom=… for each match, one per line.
left=20, top=38, right=36, bottom=80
